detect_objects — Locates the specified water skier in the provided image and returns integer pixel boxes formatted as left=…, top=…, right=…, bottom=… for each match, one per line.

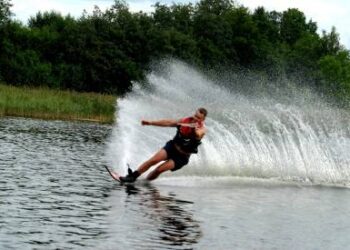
left=119, top=108, right=208, bottom=183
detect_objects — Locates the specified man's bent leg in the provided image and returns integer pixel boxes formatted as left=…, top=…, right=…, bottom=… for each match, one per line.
left=120, top=149, right=168, bottom=183
left=146, top=160, right=175, bottom=181
left=137, top=149, right=168, bottom=174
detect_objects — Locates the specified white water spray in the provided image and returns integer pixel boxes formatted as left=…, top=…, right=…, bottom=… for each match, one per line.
left=106, top=60, right=350, bottom=185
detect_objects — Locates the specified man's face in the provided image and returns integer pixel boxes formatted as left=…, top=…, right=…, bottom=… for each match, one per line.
left=193, top=110, right=205, bottom=122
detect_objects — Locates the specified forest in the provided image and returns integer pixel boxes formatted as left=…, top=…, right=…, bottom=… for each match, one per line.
left=0, top=0, right=349, bottom=105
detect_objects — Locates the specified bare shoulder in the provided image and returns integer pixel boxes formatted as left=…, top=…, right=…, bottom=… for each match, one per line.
left=200, top=123, right=207, bottom=132
left=202, top=126, right=208, bottom=136
left=203, top=126, right=208, bottom=133
left=195, top=126, right=207, bottom=139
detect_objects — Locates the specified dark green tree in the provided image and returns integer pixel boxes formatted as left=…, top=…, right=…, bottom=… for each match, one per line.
left=0, top=0, right=349, bottom=104
left=280, top=8, right=309, bottom=45
left=192, top=0, right=236, bottom=64
left=318, top=51, right=350, bottom=100
left=0, top=0, right=12, bottom=25
left=321, top=27, right=343, bottom=56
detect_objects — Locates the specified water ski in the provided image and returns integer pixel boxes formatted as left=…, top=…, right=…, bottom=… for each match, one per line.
left=104, top=165, right=122, bottom=182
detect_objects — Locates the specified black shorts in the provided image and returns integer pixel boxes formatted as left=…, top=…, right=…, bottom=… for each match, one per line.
left=163, top=140, right=190, bottom=171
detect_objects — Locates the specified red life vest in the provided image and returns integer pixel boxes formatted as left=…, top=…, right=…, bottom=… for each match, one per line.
left=178, top=117, right=203, bottom=137
left=174, top=117, right=204, bottom=153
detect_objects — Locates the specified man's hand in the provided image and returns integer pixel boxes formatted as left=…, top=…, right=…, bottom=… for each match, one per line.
left=141, top=120, right=151, bottom=126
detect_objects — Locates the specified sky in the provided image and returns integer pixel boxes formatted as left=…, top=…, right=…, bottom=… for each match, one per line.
left=10, top=0, right=350, bottom=49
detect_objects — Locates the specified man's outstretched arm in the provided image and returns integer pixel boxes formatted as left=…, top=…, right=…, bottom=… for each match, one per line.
left=141, top=119, right=179, bottom=127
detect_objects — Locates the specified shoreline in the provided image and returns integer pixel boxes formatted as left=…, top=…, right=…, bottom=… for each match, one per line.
left=0, top=84, right=116, bottom=124
left=0, top=114, right=112, bottom=124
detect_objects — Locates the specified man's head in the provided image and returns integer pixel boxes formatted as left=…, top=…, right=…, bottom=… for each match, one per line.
left=194, top=107, right=207, bottom=122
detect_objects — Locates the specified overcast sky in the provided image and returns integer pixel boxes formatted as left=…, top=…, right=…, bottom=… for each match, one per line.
left=10, top=0, right=350, bottom=49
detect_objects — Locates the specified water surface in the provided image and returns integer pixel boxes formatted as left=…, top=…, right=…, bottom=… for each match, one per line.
left=1, top=117, right=350, bottom=249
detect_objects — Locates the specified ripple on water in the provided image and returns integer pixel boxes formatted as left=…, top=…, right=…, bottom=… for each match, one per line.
left=0, top=118, right=113, bottom=249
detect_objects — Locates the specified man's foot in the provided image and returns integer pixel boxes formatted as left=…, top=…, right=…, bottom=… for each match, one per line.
left=119, top=168, right=140, bottom=183
left=119, top=175, right=137, bottom=183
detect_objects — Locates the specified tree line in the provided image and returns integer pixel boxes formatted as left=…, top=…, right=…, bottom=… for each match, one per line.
left=0, top=0, right=349, bottom=103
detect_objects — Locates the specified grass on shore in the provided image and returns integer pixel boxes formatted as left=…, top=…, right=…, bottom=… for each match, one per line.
left=0, top=83, right=116, bottom=124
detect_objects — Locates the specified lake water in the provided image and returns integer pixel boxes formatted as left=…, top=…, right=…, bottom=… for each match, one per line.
left=1, top=117, right=350, bottom=250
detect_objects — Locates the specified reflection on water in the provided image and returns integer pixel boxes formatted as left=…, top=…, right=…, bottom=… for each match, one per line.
left=123, top=184, right=202, bottom=249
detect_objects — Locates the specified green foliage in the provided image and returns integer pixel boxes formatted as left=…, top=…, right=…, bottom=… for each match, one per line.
left=320, top=27, right=343, bottom=55
left=0, top=0, right=349, bottom=104
left=318, top=52, right=350, bottom=99
left=0, top=0, right=12, bottom=24
left=280, top=8, right=309, bottom=45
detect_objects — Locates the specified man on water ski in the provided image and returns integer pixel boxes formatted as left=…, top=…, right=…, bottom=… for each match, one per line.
left=120, top=108, right=208, bottom=183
